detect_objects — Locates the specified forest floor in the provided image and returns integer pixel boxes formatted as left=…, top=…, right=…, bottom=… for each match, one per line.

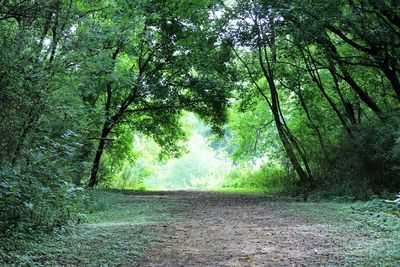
left=4, top=190, right=399, bottom=266
left=139, top=190, right=399, bottom=266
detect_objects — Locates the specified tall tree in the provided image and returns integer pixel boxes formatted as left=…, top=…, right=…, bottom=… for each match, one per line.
left=225, top=0, right=315, bottom=187
left=76, top=0, right=234, bottom=187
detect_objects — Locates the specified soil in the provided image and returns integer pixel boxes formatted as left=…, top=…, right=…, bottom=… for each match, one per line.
left=139, top=191, right=354, bottom=266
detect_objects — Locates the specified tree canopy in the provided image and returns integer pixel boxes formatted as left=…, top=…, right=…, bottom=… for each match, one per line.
left=1, top=0, right=400, bottom=250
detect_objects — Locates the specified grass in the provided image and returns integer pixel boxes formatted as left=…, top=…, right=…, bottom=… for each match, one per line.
left=211, top=187, right=400, bottom=265
left=2, top=189, right=399, bottom=266
left=273, top=198, right=400, bottom=266
left=340, top=200, right=400, bottom=265
left=0, top=190, right=185, bottom=266
left=211, top=187, right=269, bottom=195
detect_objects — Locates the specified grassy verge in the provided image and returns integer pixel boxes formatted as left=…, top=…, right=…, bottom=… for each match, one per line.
left=274, top=199, right=400, bottom=266
left=0, top=190, right=184, bottom=266
left=340, top=200, right=400, bottom=265
left=211, top=187, right=269, bottom=195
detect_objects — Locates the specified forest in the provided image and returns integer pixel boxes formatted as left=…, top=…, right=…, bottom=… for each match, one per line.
left=1, top=0, right=400, bottom=265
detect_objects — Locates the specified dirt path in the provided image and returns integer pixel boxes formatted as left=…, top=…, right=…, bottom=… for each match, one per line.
left=140, top=191, right=354, bottom=266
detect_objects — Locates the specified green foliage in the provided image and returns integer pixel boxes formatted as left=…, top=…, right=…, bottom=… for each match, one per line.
left=100, top=133, right=160, bottom=190
left=0, top=163, right=87, bottom=259
left=222, top=163, right=296, bottom=194
left=152, top=133, right=231, bottom=189
left=226, top=99, right=281, bottom=161
left=0, top=175, right=85, bottom=234
left=146, top=113, right=231, bottom=189
left=0, top=34, right=90, bottom=247
left=0, top=0, right=233, bottom=244
left=1, top=0, right=400, bottom=263
left=0, top=0, right=93, bottom=246
left=219, top=0, right=400, bottom=197
left=313, top=114, right=400, bottom=199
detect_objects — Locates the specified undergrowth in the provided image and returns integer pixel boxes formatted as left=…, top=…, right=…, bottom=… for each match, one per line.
left=0, top=190, right=183, bottom=266
left=221, top=163, right=296, bottom=194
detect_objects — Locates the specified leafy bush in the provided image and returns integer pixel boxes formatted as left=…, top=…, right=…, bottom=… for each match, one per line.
left=0, top=165, right=87, bottom=240
left=223, top=163, right=296, bottom=193
left=315, top=114, right=400, bottom=199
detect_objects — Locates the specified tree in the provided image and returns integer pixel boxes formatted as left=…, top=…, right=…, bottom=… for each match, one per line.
left=75, top=0, right=234, bottom=187
left=0, top=0, right=94, bottom=236
left=224, top=0, right=314, bottom=187
left=221, top=0, right=400, bottom=194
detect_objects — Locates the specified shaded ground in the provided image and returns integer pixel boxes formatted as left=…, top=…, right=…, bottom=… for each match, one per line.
left=2, top=190, right=399, bottom=266
left=0, top=190, right=183, bottom=266
left=140, top=191, right=355, bottom=266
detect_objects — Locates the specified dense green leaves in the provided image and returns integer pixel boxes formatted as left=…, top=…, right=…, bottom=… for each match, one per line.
left=1, top=1, right=400, bottom=260
left=219, top=0, right=400, bottom=196
left=0, top=0, right=234, bottom=243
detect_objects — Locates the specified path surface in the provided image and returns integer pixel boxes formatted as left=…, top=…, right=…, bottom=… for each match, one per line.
left=139, top=191, right=355, bottom=266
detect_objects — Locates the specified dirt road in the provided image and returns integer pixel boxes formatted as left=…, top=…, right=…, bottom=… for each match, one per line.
left=140, top=191, right=355, bottom=266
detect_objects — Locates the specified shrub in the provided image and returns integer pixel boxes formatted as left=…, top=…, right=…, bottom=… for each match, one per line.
left=314, top=113, right=400, bottom=199
left=0, top=136, right=88, bottom=242
left=223, top=162, right=296, bottom=193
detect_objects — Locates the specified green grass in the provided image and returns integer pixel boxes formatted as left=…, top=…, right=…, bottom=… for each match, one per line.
left=273, top=199, right=400, bottom=266
left=2, top=190, right=398, bottom=266
left=211, top=187, right=269, bottom=195
left=0, top=190, right=185, bottom=266
left=339, top=200, right=400, bottom=265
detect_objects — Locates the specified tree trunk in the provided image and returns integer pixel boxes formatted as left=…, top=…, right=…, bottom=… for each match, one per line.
left=11, top=115, right=36, bottom=165
left=297, top=89, right=328, bottom=159
left=328, top=65, right=358, bottom=125
left=276, top=121, right=310, bottom=185
left=379, top=59, right=400, bottom=101
left=249, top=16, right=313, bottom=187
left=87, top=47, right=120, bottom=188
left=87, top=122, right=110, bottom=188
left=322, top=37, right=383, bottom=116
left=256, top=45, right=311, bottom=185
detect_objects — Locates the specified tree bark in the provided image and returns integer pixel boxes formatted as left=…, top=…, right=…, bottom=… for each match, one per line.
left=379, top=57, right=400, bottom=101
left=87, top=46, right=121, bottom=188
left=256, top=43, right=311, bottom=186
left=322, top=37, right=383, bottom=116
left=87, top=121, right=111, bottom=188
left=297, top=88, right=328, bottom=158
left=300, top=47, right=354, bottom=136
left=87, top=79, right=114, bottom=188
left=328, top=65, right=357, bottom=125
